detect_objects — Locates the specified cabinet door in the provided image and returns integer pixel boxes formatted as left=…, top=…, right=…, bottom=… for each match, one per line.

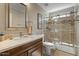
left=18, top=51, right=28, bottom=56
left=28, top=44, right=42, bottom=56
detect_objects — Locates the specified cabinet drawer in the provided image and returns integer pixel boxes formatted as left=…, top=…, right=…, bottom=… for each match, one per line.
left=21, top=38, right=42, bottom=49
left=28, top=44, right=42, bottom=56
left=1, top=46, right=23, bottom=56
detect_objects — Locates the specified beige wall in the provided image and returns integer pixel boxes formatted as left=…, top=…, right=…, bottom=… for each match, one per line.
left=27, top=3, right=47, bottom=34
left=0, top=3, right=47, bottom=35
left=0, top=4, right=6, bottom=32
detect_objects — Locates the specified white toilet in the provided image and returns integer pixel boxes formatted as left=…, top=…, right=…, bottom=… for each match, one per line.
left=43, top=42, right=56, bottom=55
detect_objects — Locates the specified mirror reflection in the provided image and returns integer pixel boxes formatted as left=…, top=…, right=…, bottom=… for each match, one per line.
left=8, top=3, right=26, bottom=28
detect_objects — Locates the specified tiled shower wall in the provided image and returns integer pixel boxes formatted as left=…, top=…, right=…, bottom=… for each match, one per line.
left=44, top=16, right=75, bottom=44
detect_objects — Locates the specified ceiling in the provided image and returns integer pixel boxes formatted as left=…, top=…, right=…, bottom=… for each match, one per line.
left=37, top=3, right=76, bottom=13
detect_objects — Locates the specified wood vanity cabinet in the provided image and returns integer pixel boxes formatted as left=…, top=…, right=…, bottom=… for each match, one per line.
left=0, top=38, right=43, bottom=56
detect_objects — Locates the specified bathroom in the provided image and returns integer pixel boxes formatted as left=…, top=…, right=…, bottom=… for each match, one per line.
left=0, top=3, right=79, bottom=56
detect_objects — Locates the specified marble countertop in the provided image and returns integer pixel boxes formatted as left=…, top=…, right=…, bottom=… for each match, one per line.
left=0, top=34, right=44, bottom=53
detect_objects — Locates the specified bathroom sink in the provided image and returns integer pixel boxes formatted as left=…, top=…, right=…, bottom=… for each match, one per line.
left=12, top=35, right=43, bottom=41
left=23, top=35, right=36, bottom=38
left=13, top=37, right=21, bottom=40
left=23, top=35, right=32, bottom=37
left=13, top=35, right=34, bottom=40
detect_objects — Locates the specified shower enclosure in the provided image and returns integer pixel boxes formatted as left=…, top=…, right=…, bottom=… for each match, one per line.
left=43, top=4, right=79, bottom=56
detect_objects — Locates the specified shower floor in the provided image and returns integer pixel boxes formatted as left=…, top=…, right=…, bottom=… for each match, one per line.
left=52, top=49, right=75, bottom=56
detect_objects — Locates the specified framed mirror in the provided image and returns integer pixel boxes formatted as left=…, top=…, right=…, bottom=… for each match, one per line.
left=8, top=3, right=27, bottom=28
left=37, top=13, right=42, bottom=29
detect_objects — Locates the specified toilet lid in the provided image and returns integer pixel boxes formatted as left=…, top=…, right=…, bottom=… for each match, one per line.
left=43, top=42, right=54, bottom=46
